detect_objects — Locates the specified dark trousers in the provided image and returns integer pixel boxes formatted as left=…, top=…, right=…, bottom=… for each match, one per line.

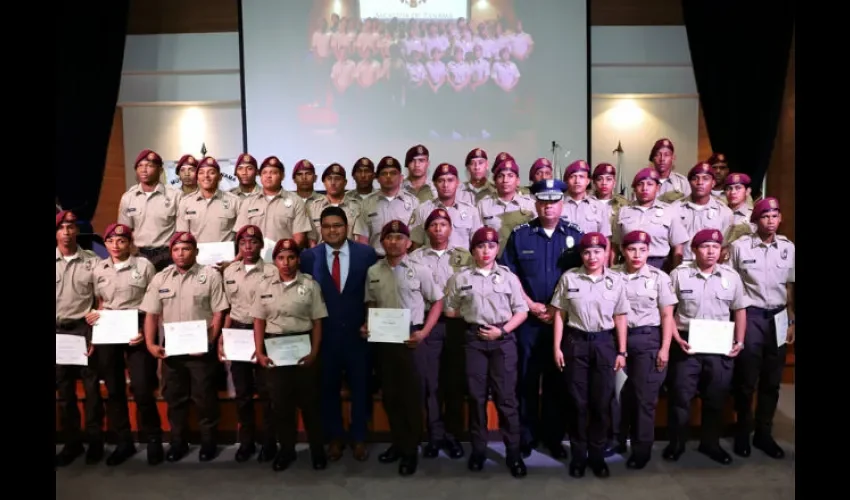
left=228, top=320, right=273, bottom=445
left=517, top=319, right=566, bottom=446
left=667, top=332, right=734, bottom=447
left=441, top=317, right=467, bottom=439
left=321, top=335, right=371, bottom=443
left=413, top=317, right=466, bottom=442
left=162, top=353, right=220, bottom=443
left=379, top=326, right=423, bottom=456
left=465, top=324, right=521, bottom=457
left=733, top=306, right=786, bottom=438
left=619, top=326, right=666, bottom=457
left=646, top=256, right=667, bottom=272
left=56, top=322, right=103, bottom=445
left=137, top=246, right=172, bottom=272
left=562, top=328, right=616, bottom=463
left=266, top=348, right=324, bottom=454
left=97, top=341, right=162, bottom=443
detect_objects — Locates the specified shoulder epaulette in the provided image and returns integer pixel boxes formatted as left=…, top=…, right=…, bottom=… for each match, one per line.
left=558, top=217, right=582, bottom=233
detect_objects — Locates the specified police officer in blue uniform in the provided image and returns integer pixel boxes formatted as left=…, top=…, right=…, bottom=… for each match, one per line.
left=499, top=179, right=584, bottom=458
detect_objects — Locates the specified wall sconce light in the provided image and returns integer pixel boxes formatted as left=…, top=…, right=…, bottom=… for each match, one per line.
left=610, top=99, right=644, bottom=129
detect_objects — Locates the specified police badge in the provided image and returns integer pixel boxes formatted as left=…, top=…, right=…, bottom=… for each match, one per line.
left=604, top=276, right=613, bottom=290
left=781, top=248, right=788, bottom=260
left=283, top=198, right=293, bottom=208
left=297, top=285, right=308, bottom=296
left=493, top=274, right=502, bottom=284
left=407, top=267, right=415, bottom=279
left=566, top=236, right=575, bottom=248
left=198, top=273, right=207, bottom=285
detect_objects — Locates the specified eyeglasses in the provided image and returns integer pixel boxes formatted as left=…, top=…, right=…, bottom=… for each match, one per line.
left=321, top=223, right=346, bottom=230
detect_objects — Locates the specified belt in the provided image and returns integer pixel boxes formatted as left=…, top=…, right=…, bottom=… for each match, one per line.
left=263, top=330, right=311, bottom=339
left=56, top=318, right=86, bottom=329
left=566, top=326, right=614, bottom=341
left=627, top=325, right=660, bottom=335
left=470, top=321, right=507, bottom=329
left=747, top=306, right=786, bottom=318
left=138, top=246, right=169, bottom=254
left=230, top=319, right=253, bottom=329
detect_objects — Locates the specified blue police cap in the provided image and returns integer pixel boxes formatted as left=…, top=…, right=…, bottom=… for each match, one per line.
left=530, top=179, right=567, bottom=201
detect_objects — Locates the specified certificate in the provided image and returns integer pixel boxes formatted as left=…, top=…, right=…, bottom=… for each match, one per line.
left=367, top=308, right=411, bottom=344
left=261, top=238, right=277, bottom=263
left=774, top=308, right=789, bottom=347
left=222, top=328, right=256, bottom=362
left=197, top=241, right=236, bottom=266
left=163, top=320, right=209, bottom=356
left=56, top=334, right=88, bottom=366
left=688, top=318, right=734, bottom=355
left=264, top=334, right=312, bottom=367
left=91, top=309, right=139, bottom=345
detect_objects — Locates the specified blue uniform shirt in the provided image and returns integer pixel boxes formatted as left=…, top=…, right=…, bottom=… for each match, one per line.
left=499, top=217, right=584, bottom=304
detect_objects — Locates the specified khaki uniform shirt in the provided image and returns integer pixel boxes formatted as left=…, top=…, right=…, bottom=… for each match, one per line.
left=408, top=198, right=482, bottom=248
left=457, top=180, right=496, bottom=206
left=671, top=197, right=735, bottom=261
left=670, top=263, right=749, bottom=332
left=56, top=248, right=99, bottom=321
left=230, top=184, right=262, bottom=199
left=729, top=233, right=795, bottom=309
left=593, top=194, right=630, bottom=228
left=561, top=195, right=613, bottom=236
left=176, top=189, right=241, bottom=243
left=343, top=189, right=374, bottom=204
left=656, top=172, right=692, bottom=202
left=477, top=193, right=538, bottom=235
left=223, top=259, right=275, bottom=324
left=403, top=178, right=438, bottom=204
left=93, top=255, right=156, bottom=311
left=307, top=197, right=362, bottom=242
left=365, top=256, right=444, bottom=326
left=444, top=265, right=528, bottom=325
left=140, top=263, right=230, bottom=327
left=249, top=272, right=328, bottom=334
left=551, top=267, right=630, bottom=332
left=117, top=183, right=180, bottom=248
left=353, top=190, right=420, bottom=256
left=234, top=190, right=313, bottom=242
left=611, top=264, right=678, bottom=328
left=614, top=202, right=690, bottom=257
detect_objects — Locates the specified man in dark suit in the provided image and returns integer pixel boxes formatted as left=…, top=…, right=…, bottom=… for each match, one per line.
left=300, top=206, right=378, bottom=462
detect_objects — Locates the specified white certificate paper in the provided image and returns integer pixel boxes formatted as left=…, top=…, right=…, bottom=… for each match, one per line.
left=56, top=334, right=88, bottom=366
left=222, top=328, right=256, bottom=362
left=774, top=308, right=789, bottom=347
left=91, top=309, right=139, bottom=345
left=688, top=318, right=734, bottom=355
left=260, top=238, right=277, bottom=263
left=164, top=320, right=209, bottom=356
left=197, top=242, right=236, bottom=266
left=265, top=335, right=312, bottom=367
left=367, top=308, right=411, bottom=344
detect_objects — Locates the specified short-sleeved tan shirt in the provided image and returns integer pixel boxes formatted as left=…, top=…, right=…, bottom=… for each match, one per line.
left=117, top=183, right=180, bottom=248
left=140, top=263, right=230, bottom=326
left=551, top=267, right=631, bottom=332
left=670, top=263, right=750, bottom=332
left=56, top=248, right=99, bottom=321
left=671, top=197, right=735, bottom=261
left=249, top=272, right=328, bottom=335
left=444, top=264, right=529, bottom=325
left=353, top=190, right=420, bottom=256
left=175, top=189, right=241, bottom=243
left=730, top=233, right=795, bottom=309
left=611, top=264, right=678, bottom=328
left=403, top=179, right=438, bottom=204
left=457, top=181, right=496, bottom=206
left=365, top=256, right=444, bottom=326
left=477, top=193, right=538, bottom=234
left=409, top=199, right=482, bottom=248
left=561, top=195, right=613, bottom=237
left=613, top=202, right=690, bottom=258
left=93, top=255, right=157, bottom=311
left=223, top=258, right=276, bottom=324
left=234, top=190, right=313, bottom=242
left=230, top=184, right=262, bottom=199
left=307, top=197, right=362, bottom=242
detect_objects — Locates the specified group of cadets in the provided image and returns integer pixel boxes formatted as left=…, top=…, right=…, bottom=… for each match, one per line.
left=55, top=138, right=795, bottom=481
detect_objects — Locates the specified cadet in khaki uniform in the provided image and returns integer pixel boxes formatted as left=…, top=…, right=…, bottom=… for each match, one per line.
left=85, top=223, right=161, bottom=466
left=611, top=230, right=677, bottom=469
left=118, top=149, right=180, bottom=271
left=519, top=157, right=554, bottom=195
left=457, top=147, right=496, bottom=206
left=176, top=157, right=240, bottom=243
left=234, top=156, right=313, bottom=247
left=408, top=209, right=472, bottom=460
left=720, top=174, right=756, bottom=258
left=55, top=210, right=104, bottom=467
left=561, top=160, right=613, bottom=239
left=477, top=158, right=537, bottom=249
left=664, top=229, right=749, bottom=465
left=648, top=138, right=691, bottom=203
left=408, top=163, right=482, bottom=250
left=252, top=239, right=329, bottom=472
left=308, top=163, right=361, bottom=245
left=141, top=231, right=229, bottom=463
left=343, top=157, right=376, bottom=203
left=444, top=226, right=529, bottom=478
left=591, top=163, right=629, bottom=227
left=551, top=232, right=629, bottom=479
left=231, top=154, right=262, bottom=199
left=403, top=144, right=438, bottom=203
left=176, top=154, right=199, bottom=198
left=293, top=159, right=324, bottom=204
left=672, top=162, right=735, bottom=263
left=353, top=156, right=420, bottom=257
left=364, top=221, right=444, bottom=476
left=613, top=168, right=689, bottom=272
left=220, top=225, right=277, bottom=463
left=730, top=198, right=795, bottom=460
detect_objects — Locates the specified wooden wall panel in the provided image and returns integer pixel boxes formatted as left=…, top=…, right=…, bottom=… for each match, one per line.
left=91, top=109, right=125, bottom=235
left=697, top=104, right=712, bottom=163
left=766, top=37, right=795, bottom=241
left=590, top=0, right=683, bottom=26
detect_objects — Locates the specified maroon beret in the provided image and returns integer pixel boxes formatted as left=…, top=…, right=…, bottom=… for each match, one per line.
left=380, top=220, right=410, bottom=240
left=176, top=155, right=198, bottom=174
left=592, top=162, right=616, bottom=179
left=751, top=197, right=780, bottom=223
left=237, top=153, right=258, bottom=168
left=621, top=230, right=650, bottom=247
left=56, top=210, right=76, bottom=229
left=135, top=149, right=163, bottom=167
left=724, top=173, right=751, bottom=187
left=405, top=144, right=429, bottom=166
left=564, top=160, right=591, bottom=179
left=198, top=156, right=220, bottom=171
left=470, top=226, right=499, bottom=250
left=492, top=159, right=519, bottom=176
left=528, top=158, right=552, bottom=181
left=465, top=148, right=488, bottom=165
left=235, top=225, right=263, bottom=243
left=322, top=163, right=347, bottom=181
left=579, top=232, right=608, bottom=250
left=103, top=223, right=132, bottom=240
left=425, top=208, right=451, bottom=228
left=353, top=157, right=375, bottom=173
left=632, top=167, right=660, bottom=187
left=491, top=152, right=515, bottom=170
left=691, top=228, right=723, bottom=247
left=169, top=231, right=198, bottom=249
left=260, top=156, right=284, bottom=172
left=272, top=238, right=300, bottom=259
left=293, top=159, right=315, bottom=175
left=432, top=163, right=458, bottom=181
left=687, top=162, right=713, bottom=180
left=648, top=138, right=674, bottom=162
left=376, top=156, right=401, bottom=174
left=707, top=153, right=728, bottom=167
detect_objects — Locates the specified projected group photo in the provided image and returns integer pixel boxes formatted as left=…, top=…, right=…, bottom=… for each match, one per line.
left=304, top=0, right=534, bottom=141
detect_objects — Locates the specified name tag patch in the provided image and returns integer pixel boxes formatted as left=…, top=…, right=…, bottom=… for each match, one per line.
left=567, top=288, right=579, bottom=292
left=260, top=294, right=272, bottom=299
left=681, top=290, right=693, bottom=294
left=158, top=288, right=170, bottom=293
left=225, top=280, right=236, bottom=284
left=461, top=285, right=473, bottom=291
left=742, top=259, right=756, bottom=264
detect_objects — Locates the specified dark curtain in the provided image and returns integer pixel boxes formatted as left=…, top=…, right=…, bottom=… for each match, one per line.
left=56, top=1, right=130, bottom=224
left=682, top=1, right=794, bottom=196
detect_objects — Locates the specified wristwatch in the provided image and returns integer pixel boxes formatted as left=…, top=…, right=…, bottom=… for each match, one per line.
left=617, top=351, right=627, bottom=358
left=734, top=341, right=744, bottom=350
left=788, top=319, right=795, bottom=326
left=498, top=326, right=509, bottom=340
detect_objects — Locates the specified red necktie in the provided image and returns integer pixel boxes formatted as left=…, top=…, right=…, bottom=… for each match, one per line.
left=332, top=250, right=341, bottom=292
